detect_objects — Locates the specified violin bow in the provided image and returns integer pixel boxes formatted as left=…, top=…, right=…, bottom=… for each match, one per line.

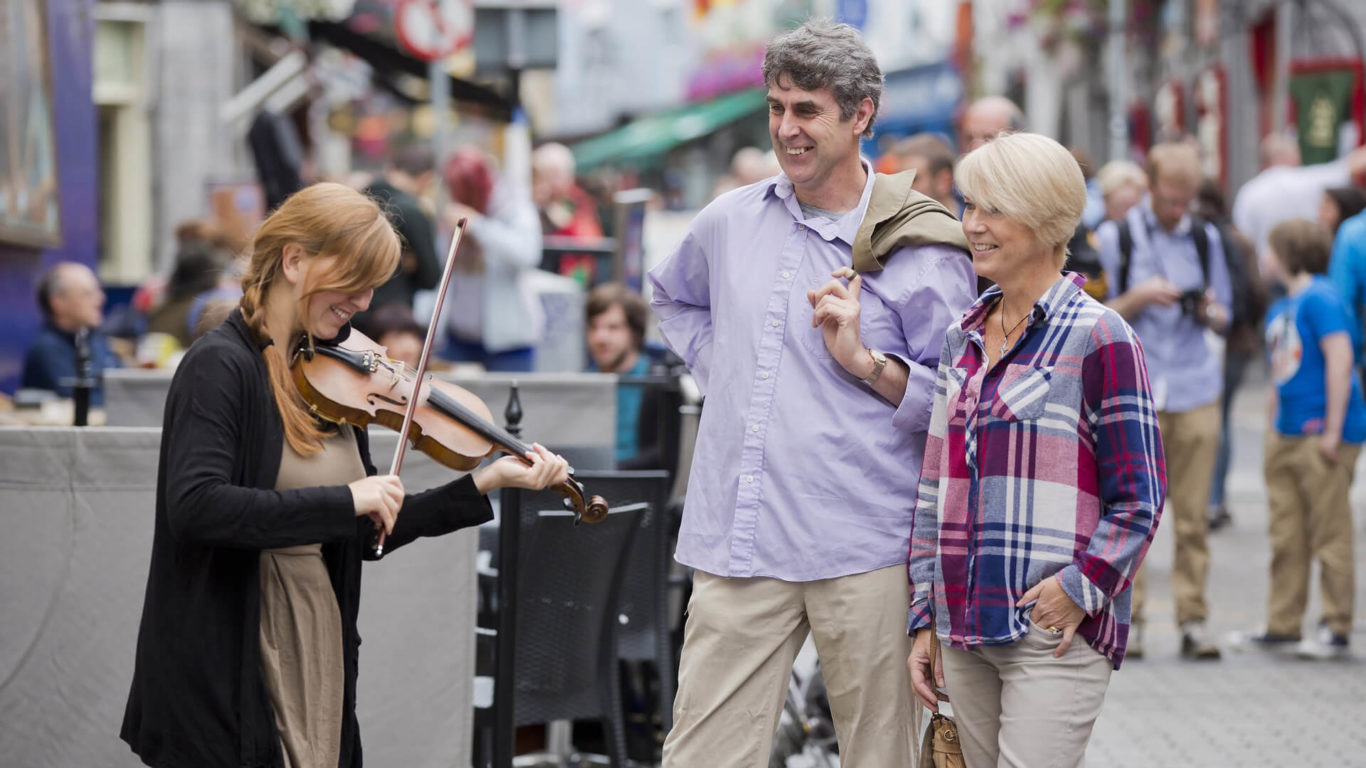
left=371, top=217, right=467, bottom=557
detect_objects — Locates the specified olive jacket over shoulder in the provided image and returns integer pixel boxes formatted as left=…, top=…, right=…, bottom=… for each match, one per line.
left=120, top=310, right=493, bottom=768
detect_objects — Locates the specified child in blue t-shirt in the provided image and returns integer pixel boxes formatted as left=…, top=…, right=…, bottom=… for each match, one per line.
left=1259, top=218, right=1366, bottom=658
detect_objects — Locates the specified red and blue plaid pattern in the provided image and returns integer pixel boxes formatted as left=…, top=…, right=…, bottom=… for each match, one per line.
left=908, top=273, right=1166, bottom=668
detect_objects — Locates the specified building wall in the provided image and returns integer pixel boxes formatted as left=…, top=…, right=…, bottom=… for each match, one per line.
left=551, top=0, right=693, bottom=137
left=0, top=0, right=99, bottom=395
left=152, top=0, right=244, bottom=269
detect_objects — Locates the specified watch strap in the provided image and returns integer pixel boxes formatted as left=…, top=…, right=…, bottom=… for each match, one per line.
left=860, top=348, right=887, bottom=384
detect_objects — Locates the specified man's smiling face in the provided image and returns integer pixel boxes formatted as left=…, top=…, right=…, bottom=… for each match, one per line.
left=767, top=76, right=865, bottom=199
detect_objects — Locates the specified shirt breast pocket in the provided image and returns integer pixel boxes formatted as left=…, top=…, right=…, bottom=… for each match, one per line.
left=990, top=364, right=1054, bottom=422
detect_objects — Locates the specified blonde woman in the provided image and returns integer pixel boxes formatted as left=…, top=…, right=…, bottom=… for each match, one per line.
left=907, top=134, right=1167, bottom=767
left=121, top=183, right=569, bottom=768
left=1096, top=159, right=1148, bottom=224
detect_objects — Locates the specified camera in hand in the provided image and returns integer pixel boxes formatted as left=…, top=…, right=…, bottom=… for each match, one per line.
left=1178, top=289, right=1204, bottom=318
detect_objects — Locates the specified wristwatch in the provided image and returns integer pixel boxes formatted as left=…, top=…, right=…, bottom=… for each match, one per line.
left=860, top=348, right=888, bottom=385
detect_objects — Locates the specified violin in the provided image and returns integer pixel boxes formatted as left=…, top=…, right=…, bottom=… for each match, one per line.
left=290, top=328, right=609, bottom=526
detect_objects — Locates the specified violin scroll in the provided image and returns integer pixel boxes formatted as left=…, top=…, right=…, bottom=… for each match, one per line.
left=555, top=475, right=608, bottom=523
left=579, top=494, right=610, bottom=524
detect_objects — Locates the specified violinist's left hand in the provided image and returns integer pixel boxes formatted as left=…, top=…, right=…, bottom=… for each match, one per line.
left=808, top=268, right=867, bottom=376
left=471, top=443, right=570, bottom=493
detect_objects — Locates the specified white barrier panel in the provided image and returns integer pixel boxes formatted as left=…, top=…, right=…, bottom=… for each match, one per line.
left=0, top=427, right=476, bottom=768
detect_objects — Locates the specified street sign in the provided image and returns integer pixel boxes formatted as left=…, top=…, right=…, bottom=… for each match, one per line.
left=394, top=0, right=474, bottom=61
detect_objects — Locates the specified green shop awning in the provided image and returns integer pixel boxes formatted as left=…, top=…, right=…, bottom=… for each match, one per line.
left=572, top=88, right=768, bottom=172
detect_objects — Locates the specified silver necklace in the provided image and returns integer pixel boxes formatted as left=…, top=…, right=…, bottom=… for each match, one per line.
left=998, top=304, right=1032, bottom=358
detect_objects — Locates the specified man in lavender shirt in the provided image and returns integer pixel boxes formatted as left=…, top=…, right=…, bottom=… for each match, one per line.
left=649, top=20, right=976, bottom=766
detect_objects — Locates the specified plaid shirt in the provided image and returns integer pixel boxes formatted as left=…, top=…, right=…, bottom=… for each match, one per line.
left=907, top=273, right=1166, bottom=668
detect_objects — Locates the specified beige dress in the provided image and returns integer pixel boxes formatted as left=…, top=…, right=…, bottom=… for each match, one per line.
left=259, top=426, right=365, bottom=768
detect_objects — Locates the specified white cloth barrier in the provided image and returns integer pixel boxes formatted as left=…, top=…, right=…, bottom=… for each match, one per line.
left=0, top=427, right=477, bottom=768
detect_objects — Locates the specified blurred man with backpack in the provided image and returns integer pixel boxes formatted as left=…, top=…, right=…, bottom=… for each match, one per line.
left=1097, top=142, right=1235, bottom=661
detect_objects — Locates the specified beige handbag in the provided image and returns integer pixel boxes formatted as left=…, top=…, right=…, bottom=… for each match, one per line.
left=918, top=634, right=965, bottom=768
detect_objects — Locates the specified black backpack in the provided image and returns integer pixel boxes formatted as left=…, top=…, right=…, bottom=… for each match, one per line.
left=1116, top=215, right=1252, bottom=329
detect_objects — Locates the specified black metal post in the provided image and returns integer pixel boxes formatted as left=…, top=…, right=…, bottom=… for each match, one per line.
left=493, top=382, right=523, bottom=768
left=72, top=328, right=93, bottom=427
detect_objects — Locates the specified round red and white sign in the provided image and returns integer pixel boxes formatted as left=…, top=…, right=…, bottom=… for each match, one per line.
left=394, top=0, right=474, bottom=62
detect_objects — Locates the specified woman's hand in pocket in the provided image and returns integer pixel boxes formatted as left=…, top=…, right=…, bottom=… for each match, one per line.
left=1017, top=575, right=1086, bottom=657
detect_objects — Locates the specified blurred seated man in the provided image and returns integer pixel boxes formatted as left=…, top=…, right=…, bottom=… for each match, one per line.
left=889, top=133, right=957, bottom=211
left=586, top=283, right=664, bottom=469
left=21, top=262, right=121, bottom=405
left=532, top=142, right=604, bottom=238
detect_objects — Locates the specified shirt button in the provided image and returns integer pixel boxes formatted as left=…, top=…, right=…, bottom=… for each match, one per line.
left=760, top=371, right=770, bottom=379
left=770, top=319, right=780, bottom=327
left=782, top=270, right=791, bottom=279
left=744, top=475, right=754, bottom=483
left=751, top=424, right=760, bottom=432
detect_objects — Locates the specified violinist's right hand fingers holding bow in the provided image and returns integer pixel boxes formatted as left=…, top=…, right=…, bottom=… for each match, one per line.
left=349, top=474, right=405, bottom=534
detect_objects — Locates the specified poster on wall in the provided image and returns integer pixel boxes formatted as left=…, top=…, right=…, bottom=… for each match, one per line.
left=1289, top=60, right=1364, bottom=166
left=0, top=0, right=60, bottom=249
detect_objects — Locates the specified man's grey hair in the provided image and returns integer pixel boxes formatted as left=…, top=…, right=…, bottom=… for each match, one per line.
left=762, top=19, right=883, bottom=138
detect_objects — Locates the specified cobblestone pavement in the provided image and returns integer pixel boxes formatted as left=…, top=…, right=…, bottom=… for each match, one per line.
left=1086, top=369, right=1366, bottom=767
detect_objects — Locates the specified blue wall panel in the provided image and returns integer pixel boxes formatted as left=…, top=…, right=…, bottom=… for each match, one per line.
left=0, top=0, right=98, bottom=395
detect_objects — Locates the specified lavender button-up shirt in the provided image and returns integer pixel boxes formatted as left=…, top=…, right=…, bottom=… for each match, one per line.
left=649, top=165, right=977, bottom=581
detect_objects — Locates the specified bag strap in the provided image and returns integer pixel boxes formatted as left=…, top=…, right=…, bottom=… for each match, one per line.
left=1190, top=214, right=1211, bottom=287
left=1117, top=218, right=1134, bottom=295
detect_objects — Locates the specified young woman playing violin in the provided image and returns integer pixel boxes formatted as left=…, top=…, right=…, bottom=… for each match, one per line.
left=121, top=182, right=569, bottom=768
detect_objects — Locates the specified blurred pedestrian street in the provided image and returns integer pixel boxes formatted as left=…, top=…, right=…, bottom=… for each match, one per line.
left=1087, top=364, right=1366, bottom=767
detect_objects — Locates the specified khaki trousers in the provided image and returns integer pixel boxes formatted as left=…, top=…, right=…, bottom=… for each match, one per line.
left=939, top=625, right=1113, bottom=768
left=660, top=565, right=917, bottom=768
left=1133, top=401, right=1221, bottom=625
left=1262, top=434, right=1360, bottom=637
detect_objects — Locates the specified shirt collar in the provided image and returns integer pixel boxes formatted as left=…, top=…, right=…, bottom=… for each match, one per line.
left=765, top=157, right=876, bottom=246
left=960, top=272, right=1088, bottom=333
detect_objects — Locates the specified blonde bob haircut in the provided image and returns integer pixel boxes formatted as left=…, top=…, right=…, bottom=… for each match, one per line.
left=955, top=132, right=1087, bottom=269
left=239, top=182, right=401, bottom=455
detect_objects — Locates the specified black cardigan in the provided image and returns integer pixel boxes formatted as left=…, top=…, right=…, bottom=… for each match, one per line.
left=120, top=311, right=492, bottom=767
